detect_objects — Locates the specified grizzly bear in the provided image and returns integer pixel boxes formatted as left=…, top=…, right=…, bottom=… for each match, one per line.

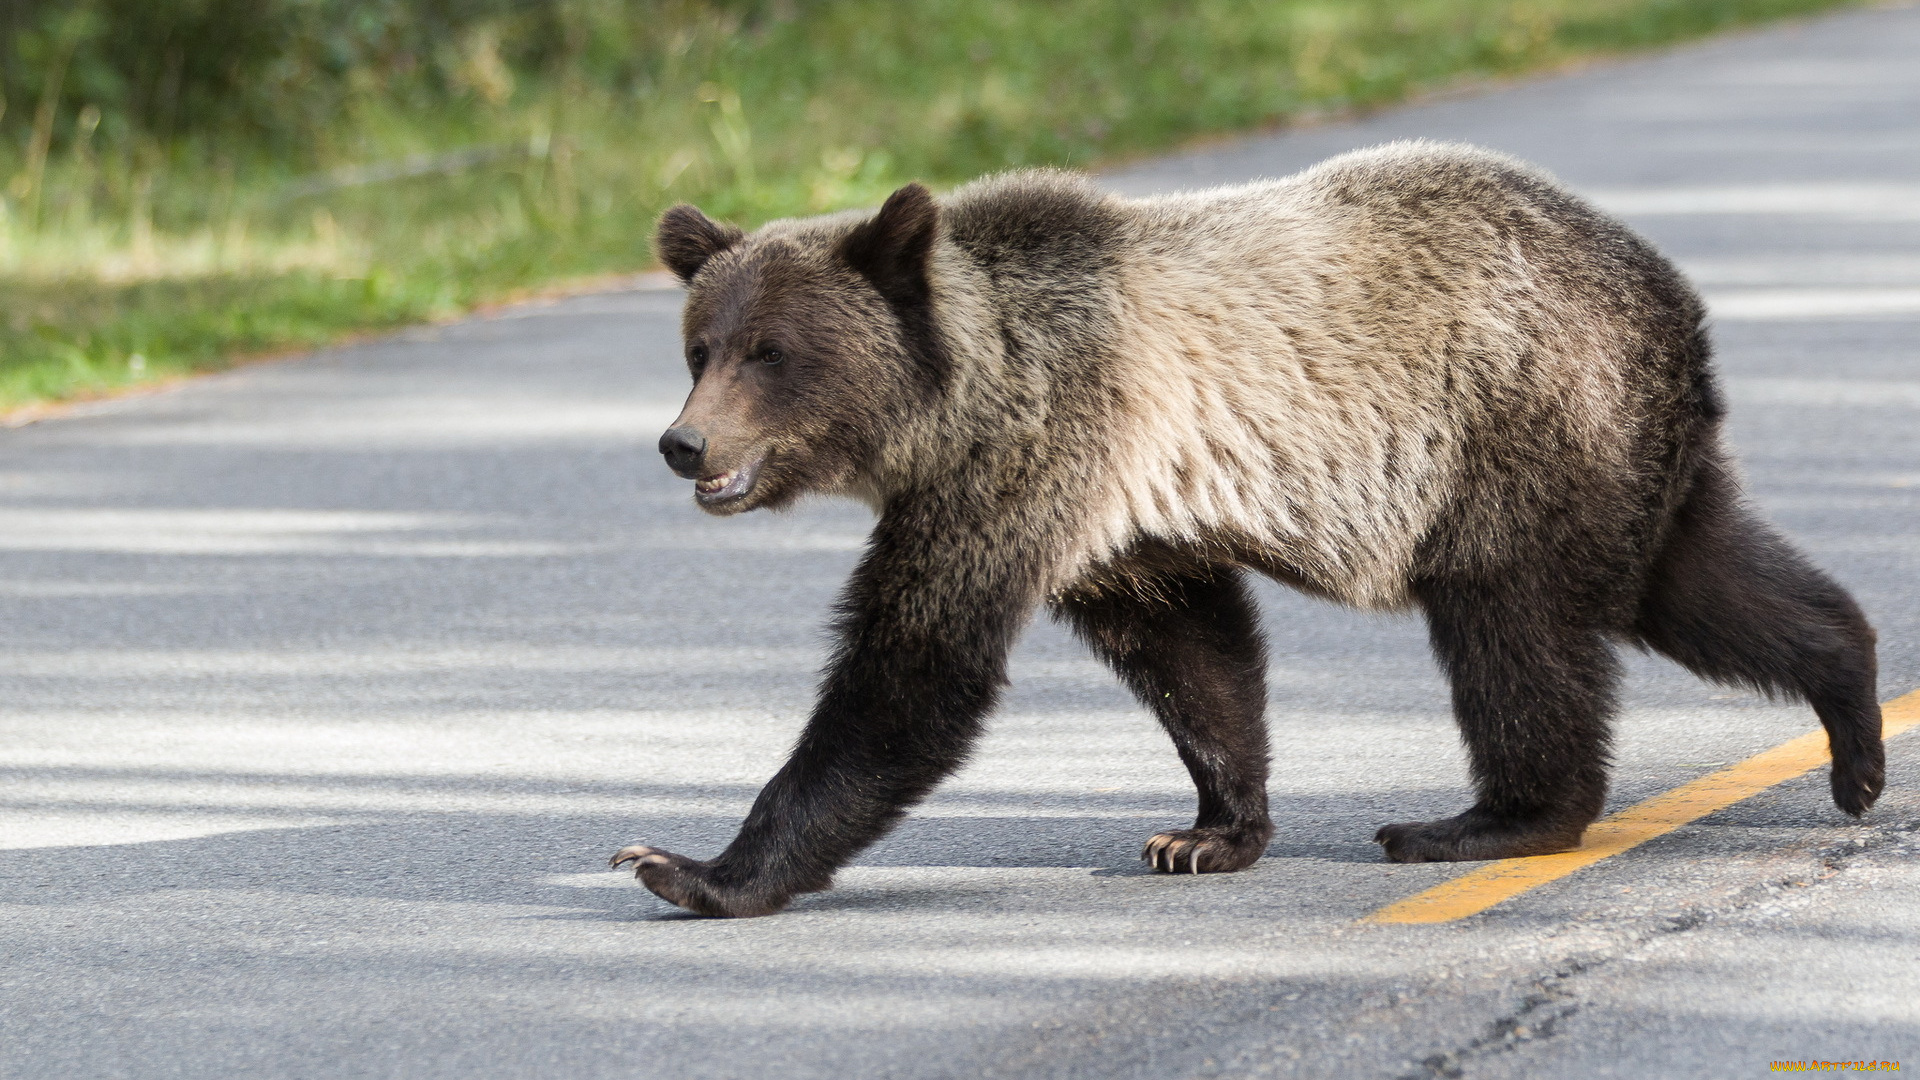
left=611, top=141, right=1882, bottom=917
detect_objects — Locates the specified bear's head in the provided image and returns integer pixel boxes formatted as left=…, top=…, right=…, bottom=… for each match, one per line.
left=654, top=184, right=947, bottom=515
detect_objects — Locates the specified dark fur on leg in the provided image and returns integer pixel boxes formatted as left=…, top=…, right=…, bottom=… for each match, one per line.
left=1379, top=577, right=1618, bottom=862
left=613, top=494, right=1043, bottom=915
left=1632, top=457, right=1884, bottom=816
left=1055, top=563, right=1274, bottom=874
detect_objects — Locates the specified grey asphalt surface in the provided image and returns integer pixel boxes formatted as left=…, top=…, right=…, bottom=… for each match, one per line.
left=4, top=5, right=1920, bottom=1077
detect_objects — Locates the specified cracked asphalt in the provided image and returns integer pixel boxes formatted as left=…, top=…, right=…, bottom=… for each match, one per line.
left=3, top=4, right=1919, bottom=1077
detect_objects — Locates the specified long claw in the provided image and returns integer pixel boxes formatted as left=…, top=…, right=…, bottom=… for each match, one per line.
left=610, top=844, right=657, bottom=870
left=1138, top=827, right=1269, bottom=876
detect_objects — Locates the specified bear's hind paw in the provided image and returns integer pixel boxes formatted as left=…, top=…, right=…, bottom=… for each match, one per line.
left=1373, top=813, right=1584, bottom=863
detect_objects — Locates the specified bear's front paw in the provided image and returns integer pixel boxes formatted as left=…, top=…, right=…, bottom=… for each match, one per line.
left=609, top=845, right=789, bottom=917
left=1141, top=826, right=1269, bottom=874
left=1373, top=812, right=1583, bottom=863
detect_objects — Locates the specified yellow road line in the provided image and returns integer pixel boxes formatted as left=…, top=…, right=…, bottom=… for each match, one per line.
left=1363, top=689, right=1920, bottom=925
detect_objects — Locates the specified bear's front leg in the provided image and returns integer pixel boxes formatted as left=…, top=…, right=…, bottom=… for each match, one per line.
left=1054, top=561, right=1275, bottom=875
left=613, top=503, right=1041, bottom=916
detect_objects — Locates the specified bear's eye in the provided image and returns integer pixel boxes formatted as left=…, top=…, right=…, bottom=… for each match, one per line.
left=758, top=347, right=784, bottom=366
left=688, top=344, right=708, bottom=371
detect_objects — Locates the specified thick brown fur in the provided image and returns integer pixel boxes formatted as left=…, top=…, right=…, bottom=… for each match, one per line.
left=616, top=141, right=1883, bottom=916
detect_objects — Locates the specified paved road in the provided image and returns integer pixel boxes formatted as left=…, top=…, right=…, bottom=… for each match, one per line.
left=5, top=5, right=1920, bottom=1077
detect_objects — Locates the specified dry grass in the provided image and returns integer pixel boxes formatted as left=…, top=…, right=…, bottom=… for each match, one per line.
left=0, top=0, right=1864, bottom=412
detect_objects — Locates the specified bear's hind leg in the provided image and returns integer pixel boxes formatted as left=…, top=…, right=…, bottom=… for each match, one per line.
left=1054, top=566, right=1273, bottom=874
left=1377, top=578, right=1618, bottom=862
left=1633, top=462, right=1883, bottom=816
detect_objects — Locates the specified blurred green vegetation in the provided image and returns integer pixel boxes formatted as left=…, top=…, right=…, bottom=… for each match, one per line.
left=0, top=0, right=1861, bottom=410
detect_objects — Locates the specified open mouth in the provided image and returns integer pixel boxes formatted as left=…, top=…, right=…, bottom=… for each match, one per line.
left=693, top=454, right=766, bottom=506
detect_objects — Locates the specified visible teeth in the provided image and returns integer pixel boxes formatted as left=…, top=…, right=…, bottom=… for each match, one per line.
left=696, top=471, right=735, bottom=494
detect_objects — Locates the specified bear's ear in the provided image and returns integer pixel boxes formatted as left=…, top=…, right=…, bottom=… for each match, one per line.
left=655, top=204, right=744, bottom=283
left=837, top=183, right=939, bottom=300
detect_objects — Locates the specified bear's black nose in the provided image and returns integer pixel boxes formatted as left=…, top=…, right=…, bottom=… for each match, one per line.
left=658, top=427, right=708, bottom=478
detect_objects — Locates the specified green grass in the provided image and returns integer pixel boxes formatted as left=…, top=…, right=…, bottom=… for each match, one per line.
left=0, top=0, right=1864, bottom=412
